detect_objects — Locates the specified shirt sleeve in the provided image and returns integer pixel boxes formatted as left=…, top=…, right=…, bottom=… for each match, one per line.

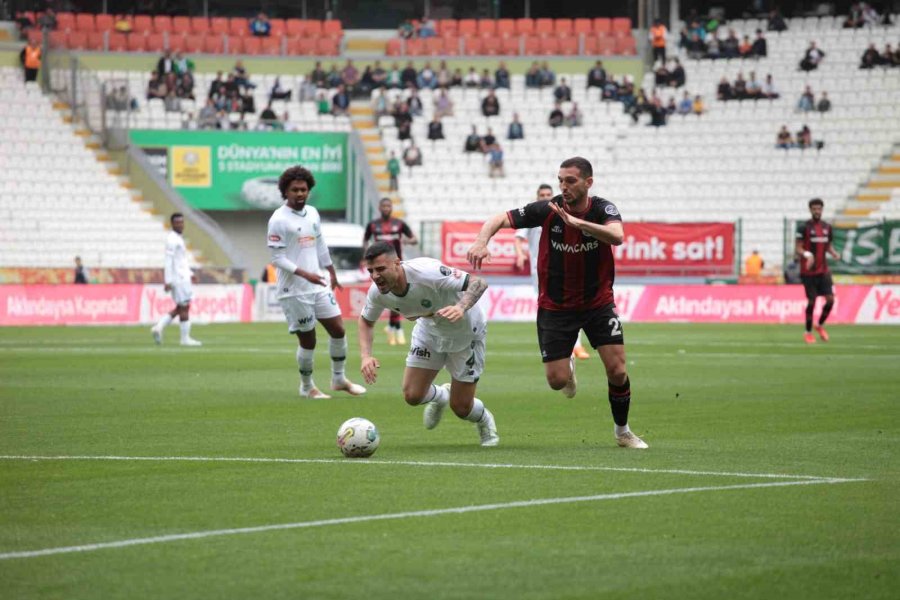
left=794, top=222, right=806, bottom=240
left=597, top=199, right=623, bottom=224
left=427, top=261, right=470, bottom=294
left=363, top=223, right=373, bottom=243
left=315, top=222, right=332, bottom=268
left=400, top=221, right=413, bottom=237
left=267, top=216, right=286, bottom=249
left=507, top=199, right=555, bottom=229
left=514, top=228, right=528, bottom=240
left=360, top=285, right=385, bottom=323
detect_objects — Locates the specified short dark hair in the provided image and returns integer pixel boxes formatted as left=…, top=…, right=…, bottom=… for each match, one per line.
left=379, top=197, right=392, bottom=204
left=559, top=157, right=593, bottom=178
left=364, top=241, right=397, bottom=261
left=808, top=198, right=824, bottom=208
left=537, top=183, right=553, bottom=193
left=170, top=212, right=184, bottom=224
left=278, top=166, right=316, bottom=198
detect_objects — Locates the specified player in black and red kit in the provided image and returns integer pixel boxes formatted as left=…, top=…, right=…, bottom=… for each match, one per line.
left=795, top=198, right=840, bottom=344
left=363, top=197, right=418, bottom=345
left=467, top=157, right=647, bottom=449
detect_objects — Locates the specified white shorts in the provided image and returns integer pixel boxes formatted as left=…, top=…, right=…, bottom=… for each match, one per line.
left=170, top=281, right=193, bottom=306
left=279, top=291, right=342, bottom=333
left=405, top=328, right=486, bottom=383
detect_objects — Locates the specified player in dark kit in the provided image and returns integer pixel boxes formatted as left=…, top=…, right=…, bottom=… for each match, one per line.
left=467, top=157, right=647, bottom=449
left=796, top=198, right=840, bottom=344
left=363, top=197, right=418, bottom=345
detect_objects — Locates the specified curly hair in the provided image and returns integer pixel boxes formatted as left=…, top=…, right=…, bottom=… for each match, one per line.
left=278, top=166, right=316, bottom=198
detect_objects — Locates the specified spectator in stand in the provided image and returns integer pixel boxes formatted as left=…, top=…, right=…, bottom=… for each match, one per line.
left=746, top=71, right=762, bottom=99
left=565, top=102, right=583, bottom=127
left=250, top=12, right=271, bottom=36
left=732, top=72, right=748, bottom=99
left=717, top=76, right=733, bottom=101
left=677, top=91, right=692, bottom=115
left=686, top=31, right=706, bottom=59
left=649, top=19, right=667, bottom=63
left=427, top=116, right=444, bottom=141
left=722, top=28, right=740, bottom=59
left=207, top=71, right=224, bottom=99
left=268, top=77, right=291, bottom=102
left=259, top=102, right=279, bottom=128
left=817, top=91, right=831, bottom=112
left=761, top=74, right=780, bottom=99
left=705, top=31, right=721, bottom=60
left=554, top=77, right=572, bottom=102
left=332, top=84, right=350, bottom=116
left=436, top=61, right=451, bottom=88
left=74, top=256, right=89, bottom=284
left=481, top=128, right=497, bottom=151
left=479, top=68, right=494, bottom=89
left=739, top=35, right=753, bottom=58
left=881, top=44, right=897, bottom=66
left=487, top=143, right=504, bottom=178
left=495, top=62, right=511, bottom=89
left=400, top=61, right=417, bottom=88
left=198, top=99, right=219, bottom=129
left=398, top=19, right=415, bottom=39
left=233, top=60, right=256, bottom=89
left=419, top=17, right=437, bottom=38
left=587, top=60, right=607, bottom=89
left=309, top=61, right=327, bottom=87
left=417, top=61, right=437, bottom=89
left=240, top=88, right=255, bottom=114
left=341, top=59, right=360, bottom=94
left=618, top=75, right=636, bottom=106
left=843, top=3, right=865, bottom=28
left=776, top=125, right=793, bottom=149
left=433, top=89, right=453, bottom=118
left=862, top=3, right=882, bottom=27
left=357, top=66, right=375, bottom=97
left=407, top=89, right=423, bottom=116
left=768, top=9, right=788, bottom=32
left=796, top=125, right=812, bottom=149
left=654, top=61, right=670, bottom=86
left=669, top=58, right=685, bottom=88
left=464, top=126, right=482, bottom=152
left=394, top=101, right=412, bottom=140
left=386, top=63, right=402, bottom=88
left=387, top=151, right=400, bottom=191
left=15, top=12, right=34, bottom=40
left=177, top=72, right=195, bottom=100
left=157, top=50, right=175, bottom=75
left=20, top=38, right=41, bottom=83
left=324, top=63, right=341, bottom=88
left=481, top=90, right=500, bottom=117
left=752, top=29, right=768, bottom=57
left=602, top=75, right=620, bottom=100
left=450, top=68, right=463, bottom=87
left=538, top=61, right=556, bottom=87
left=548, top=102, right=564, bottom=128
left=626, top=88, right=648, bottom=122
left=402, top=141, right=422, bottom=167
left=861, top=43, right=881, bottom=68
left=797, top=85, right=815, bottom=112
left=464, top=67, right=480, bottom=88
left=372, top=61, right=387, bottom=88
left=800, top=41, right=825, bottom=72
left=664, top=97, right=677, bottom=116
left=507, top=113, right=524, bottom=140
left=692, top=95, right=705, bottom=115
left=649, top=97, right=667, bottom=126
left=525, top=61, right=541, bottom=88
left=891, top=46, right=900, bottom=66
left=173, top=52, right=194, bottom=75
left=37, top=8, right=57, bottom=31
left=146, top=71, right=165, bottom=100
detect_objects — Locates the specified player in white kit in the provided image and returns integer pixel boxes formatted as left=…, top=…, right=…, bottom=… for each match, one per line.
left=357, top=241, right=499, bottom=447
left=267, top=166, right=366, bottom=399
left=151, top=213, right=202, bottom=346
left=514, top=183, right=590, bottom=360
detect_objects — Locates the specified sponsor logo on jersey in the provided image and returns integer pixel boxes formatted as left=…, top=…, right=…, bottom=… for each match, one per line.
left=439, top=266, right=452, bottom=276
left=269, top=234, right=282, bottom=242
left=409, top=346, right=432, bottom=358
left=810, top=236, right=829, bottom=243
left=550, top=239, right=600, bottom=253
left=518, top=207, right=526, bottom=216
left=551, top=225, right=563, bottom=233
left=297, top=315, right=314, bottom=326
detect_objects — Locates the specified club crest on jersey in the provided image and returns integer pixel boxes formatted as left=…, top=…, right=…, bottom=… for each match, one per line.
left=421, top=299, right=432, bottom=308
left=439, top=266, right=452, bottom=276
left=605, top=205, right=619, bottom=216
left=551, top=225, right=563, bottom=233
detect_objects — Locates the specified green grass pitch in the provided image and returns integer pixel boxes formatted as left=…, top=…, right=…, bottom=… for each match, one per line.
left=0, top=322, right=897, bottom=599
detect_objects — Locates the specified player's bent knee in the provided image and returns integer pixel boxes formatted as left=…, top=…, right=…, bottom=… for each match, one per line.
left=402, top=385, right=426, bottom=406
left=546, top=372, right=568, bottom=390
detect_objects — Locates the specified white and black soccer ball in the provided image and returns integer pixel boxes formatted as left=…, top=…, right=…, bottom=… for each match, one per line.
left=336, top=417, right=380, bottom=458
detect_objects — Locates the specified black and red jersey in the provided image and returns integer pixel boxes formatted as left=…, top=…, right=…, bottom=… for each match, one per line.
left=796, top=218, right=833, bottom=276
left=508, top=195, right=622, bottom=311
left=364, top=217, right=413, bottom=259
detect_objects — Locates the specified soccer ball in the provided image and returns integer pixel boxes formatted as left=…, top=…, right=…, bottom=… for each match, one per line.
left=336, top=417, right=380, bottom=458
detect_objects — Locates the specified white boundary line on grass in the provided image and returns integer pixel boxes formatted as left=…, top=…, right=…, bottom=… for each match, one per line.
left=0, top=478, right=858, bottom=561
left=0, top=454, right=868, bottom=482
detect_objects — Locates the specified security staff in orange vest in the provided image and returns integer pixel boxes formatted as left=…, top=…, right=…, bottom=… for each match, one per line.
left=649, top=19, right=667, bottom=64
left=745, top=249, right=764, bottom=279
left=21, top=40, right=41, bottom=83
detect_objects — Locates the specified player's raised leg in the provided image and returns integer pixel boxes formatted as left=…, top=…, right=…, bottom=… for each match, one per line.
left=445, top=338, right=498, bottom=446
left=597, top=344, right=647, bottom=449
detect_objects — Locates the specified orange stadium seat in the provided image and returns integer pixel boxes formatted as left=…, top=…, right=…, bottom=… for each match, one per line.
left=75, top=13, right=94, bottom=31
left=146, top=33, right=165, bottom=51
left=203, top=35, right=223, bottom=54
left=153, top=16, right=172, bottom=33
left=67, top=31, right=88, bottom=49
left=442, top=36, right=460, bottom=55
left=108, top=33, right=128, bottom=51
left=323, top=19, right=343, bottom=37
left=596, top=35, right=615, bottom=55
left=285, top=37, right=312, bottom=55
left=559, top=36, right=578, bottom=55
left=167, top=34, right=185, bottom=52
left=95, top=14, right=113, bottom=31
left=210, top=17, right=229, bottom=35
left=614, top=35, right=636, bottom=54
left=172, top=16, right=191, bottom=34
left=261, top=36, right=282, bottom=55
left=611, top=17, right=632, bottom=36
left=27, top=29, right=42, bottom=45
left=539, top=36, right=559, bottom=54
left=554, top=19, right=573, bottom=35
left=515, top=18, right=534, bottom=35
left=242, top=36, right=261, bottom=55
left=386, top=38, right=402, bottom=56
left=481, top=36, right=501, bottom=55
left=87, top=31, right=105, bottom=50
left=593, top=18, right=612, bottom=34
left=477, top=19, right=496, bottom=37
left=437, top=19, right=457, bottom=36
left=190, top=17, right=209, bottom=34
left=48, top=31, right=67, bottom=48
left=225, top=36, right=244, bottom=54
left=463, top=37, right=482, bottom=55
left=269, top=18, right=285, bottom=36
left=497, top=19, right=515, bottom=37
left=424, top=37, right=444, bottom=55
left=405, top=38, right=425, bottom=55
left=458, top=19, right=477, bottom=36
left=127, top=35, right=147, bottom=52
left=501, top=36, right=520, bottom=55
left=583, top=36, right=597, bottom=55
left=229, top=18, right=248, bottom=37
left=523, top=35, right=540, bottom=54
left=316, top=37, right=339, bottom=55
left=535, top=18, right=554, bottom=36
left=306, top=20, right=323, bottom=36
left=574, top=18, right=592, bottom=35
left=184, top=34, right=205, bottom=53
left=56, top=12, right=75, bottom=30
left=133, top=15, right=152, bottom=33
left=285, top=19, right=304, bottom=36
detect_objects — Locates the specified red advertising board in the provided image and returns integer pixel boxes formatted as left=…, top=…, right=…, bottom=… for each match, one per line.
left=441, top=221, right=735, bottom=276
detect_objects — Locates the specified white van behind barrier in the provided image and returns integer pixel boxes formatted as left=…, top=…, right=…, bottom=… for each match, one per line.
left=321, top=222, right=368, bottom=285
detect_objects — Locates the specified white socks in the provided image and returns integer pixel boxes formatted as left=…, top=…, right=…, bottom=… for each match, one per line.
left=463, top=398, right=486, bottom=423
left=156, top=313, right=174, bottom=329
left=615, top=424, right=631, bottom=437
left=297, top=346, right=315, bottom=390
left=421, top=384, right=450, bottom=406
left=179, top=320, right=191, bottom=341
left=329, top=337, right=347, bottom=384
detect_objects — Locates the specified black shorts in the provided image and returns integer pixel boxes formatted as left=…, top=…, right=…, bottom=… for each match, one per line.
left=801, top=273, right=834, bottom=299
left=536, top=304, right=623, bottom=363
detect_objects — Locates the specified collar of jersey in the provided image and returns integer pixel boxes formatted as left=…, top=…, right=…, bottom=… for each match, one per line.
left=289, top=206, right=307, bottom=217
left=391, top=283, right=410, bottom=297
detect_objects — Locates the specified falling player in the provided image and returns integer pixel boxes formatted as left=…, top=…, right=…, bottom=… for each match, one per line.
left=151, top=213, right=202, bottom=346
left=796, top=198, right=840, bottom=343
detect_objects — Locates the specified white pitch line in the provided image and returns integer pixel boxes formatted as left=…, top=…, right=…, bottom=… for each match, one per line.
left=0, top=455, right=867, bottom=482
left=0, top=478, right=857, bottom=561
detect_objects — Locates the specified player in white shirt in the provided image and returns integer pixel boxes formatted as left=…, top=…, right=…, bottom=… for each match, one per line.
left=267, top=166, right=366, bottom=399
left=357, top=242, right=499, bottom=447
left=151, top=213, right=202, bottom=346
left=514, top=183, right=590, bottom=360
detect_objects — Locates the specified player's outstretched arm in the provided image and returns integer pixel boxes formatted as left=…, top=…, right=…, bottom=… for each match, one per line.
left=468, top=213, right=513, bottom=269
left=358, top=315, right=380, bottom=384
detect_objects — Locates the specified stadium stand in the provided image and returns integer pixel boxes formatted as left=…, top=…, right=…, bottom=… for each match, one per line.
left=0, top=68, right=199, bottom=269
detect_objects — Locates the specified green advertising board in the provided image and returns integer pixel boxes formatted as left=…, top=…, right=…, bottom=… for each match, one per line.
left=796, top=220, right=900, bottom=274
left=129, top=130, right=348, bottom=211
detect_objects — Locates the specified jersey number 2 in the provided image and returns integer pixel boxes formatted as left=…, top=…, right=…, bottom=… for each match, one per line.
left=608, top=317, right=622, bottom=337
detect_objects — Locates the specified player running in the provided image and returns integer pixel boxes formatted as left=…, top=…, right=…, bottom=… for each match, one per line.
left=151, top=213, right=202, bottom=346
left=358, top=241, right=499, bottom=447
left=796, top=198, right=840, bottom=344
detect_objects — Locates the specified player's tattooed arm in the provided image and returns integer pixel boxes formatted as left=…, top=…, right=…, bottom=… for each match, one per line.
left=457, top=275, right=488, bottom=311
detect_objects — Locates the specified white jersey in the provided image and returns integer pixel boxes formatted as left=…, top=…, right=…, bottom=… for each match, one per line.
left=164, top=231, right=192, bottom=284
left=267, top=204, right=332, bottom=299
left=361, top=257, right=486, bottom=353
left=515, top=227, right=541, bottom=279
